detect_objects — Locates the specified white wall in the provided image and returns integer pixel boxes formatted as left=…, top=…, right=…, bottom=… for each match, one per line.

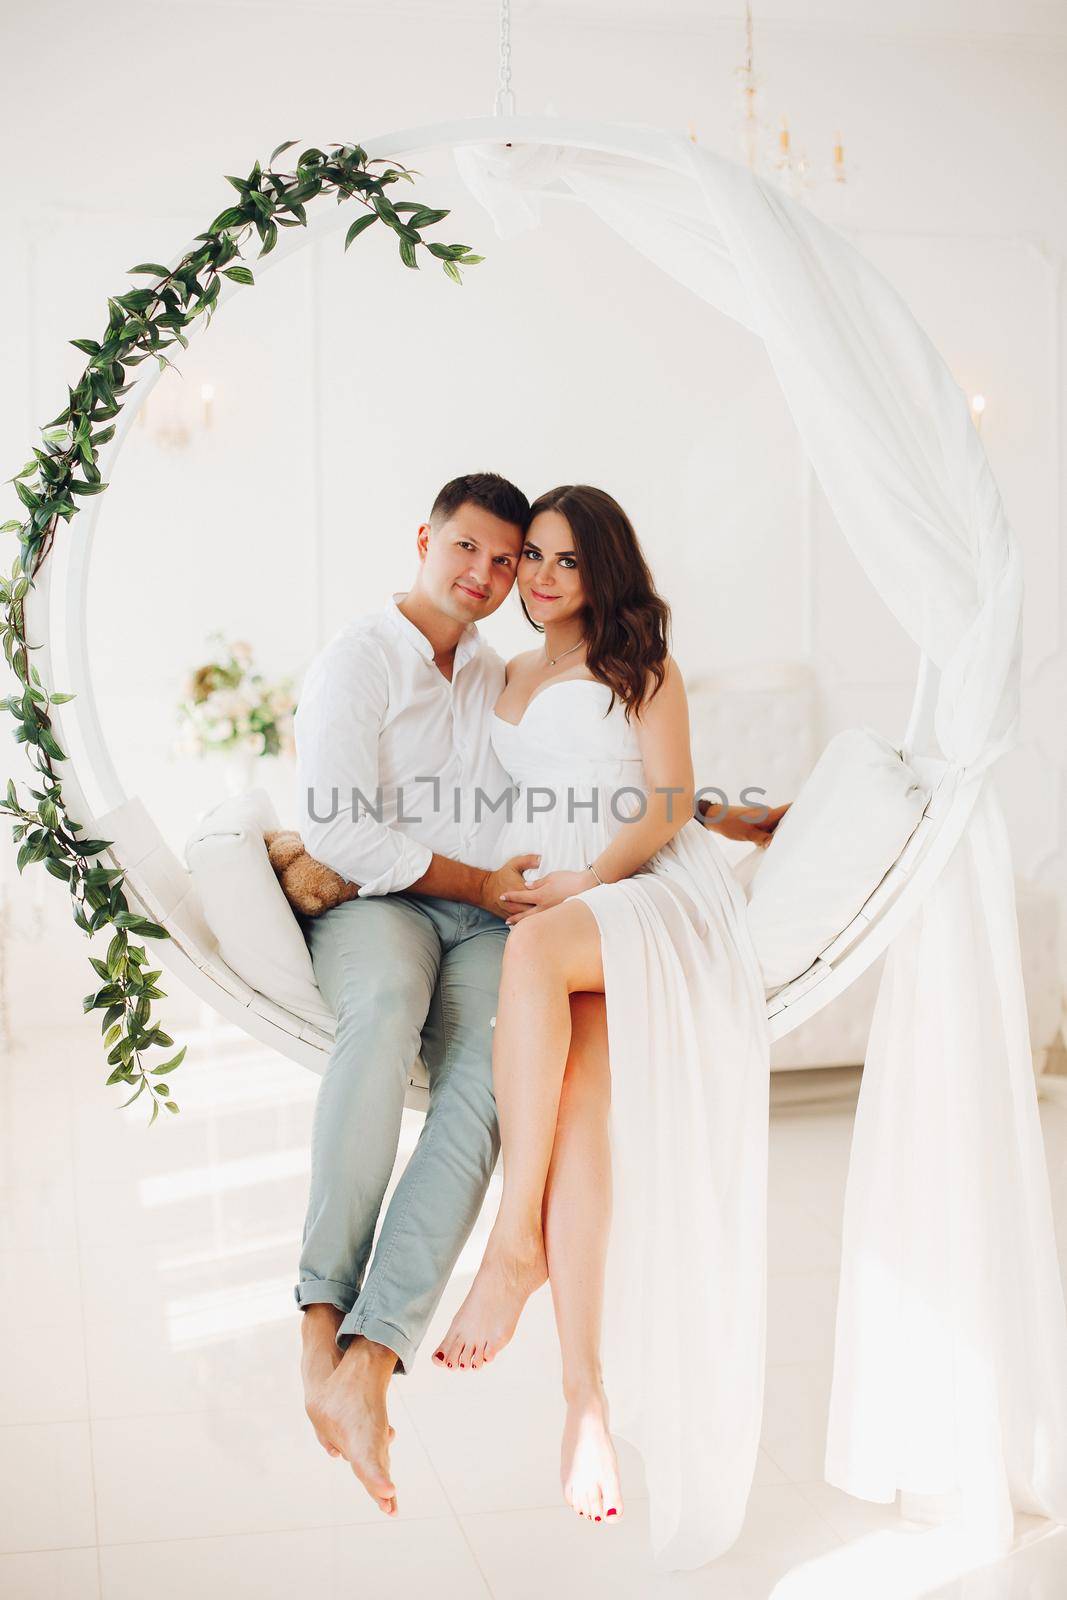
left=1, top=1, right=1065, bottom=1045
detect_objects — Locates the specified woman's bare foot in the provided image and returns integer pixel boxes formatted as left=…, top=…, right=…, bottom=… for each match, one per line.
left=432, top=1224, right=547, bottom=1369
left=304, top=1335, right=400, bottom=1515
left=300, top=1304, right=344, bottom=1457
left=561, top=1382, right=623, bottom=1524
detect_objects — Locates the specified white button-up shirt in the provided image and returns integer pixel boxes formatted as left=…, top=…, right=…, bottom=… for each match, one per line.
left=294, top=593, right=514, bottom=897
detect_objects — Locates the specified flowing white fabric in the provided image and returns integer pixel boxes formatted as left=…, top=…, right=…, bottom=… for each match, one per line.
left=491, top=683, right=770, bottom=1569
left=456, top=129, right=1067, bottom=1564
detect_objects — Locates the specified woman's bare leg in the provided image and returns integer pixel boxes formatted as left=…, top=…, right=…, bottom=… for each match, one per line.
left=545, top=992, right=623, bottom=1524
left=432, top=900, right=605, bottom=1368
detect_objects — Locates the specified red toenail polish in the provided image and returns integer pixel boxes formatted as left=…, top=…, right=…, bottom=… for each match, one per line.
left=607, top=1508, right=617, bottom=1516
left=595, top=1515, right=601, bottom=1522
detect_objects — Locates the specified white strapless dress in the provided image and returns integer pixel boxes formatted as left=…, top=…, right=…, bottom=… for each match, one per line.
left=491, top=680, right=771, bottom=1571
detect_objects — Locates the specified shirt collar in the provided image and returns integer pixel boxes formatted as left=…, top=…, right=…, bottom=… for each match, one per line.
left=387, top=592, right=482, bottom=672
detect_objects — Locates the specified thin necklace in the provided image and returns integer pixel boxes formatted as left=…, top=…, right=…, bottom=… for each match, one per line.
left=544, top=638, right=585, bottom=668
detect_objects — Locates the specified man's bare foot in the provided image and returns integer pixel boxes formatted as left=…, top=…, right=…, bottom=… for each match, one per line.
left=561, top=1382, right=624, bottom=1524
left=431, top=1224, right=547, bottom=1370
left=300, top=1304, right=344, bottom=1457
left=305, top=1335, right=400, bottom=1514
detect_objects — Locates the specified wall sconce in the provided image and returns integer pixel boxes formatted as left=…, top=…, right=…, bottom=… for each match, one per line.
left=139, top=379, right=218, bottom=451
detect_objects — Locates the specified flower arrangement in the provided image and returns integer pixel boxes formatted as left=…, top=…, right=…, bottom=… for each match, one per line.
left=175, top=633, right=296, bottom=760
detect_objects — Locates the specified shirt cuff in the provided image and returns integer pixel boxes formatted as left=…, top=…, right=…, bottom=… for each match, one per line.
left=355, top=838, right=434, bottom=898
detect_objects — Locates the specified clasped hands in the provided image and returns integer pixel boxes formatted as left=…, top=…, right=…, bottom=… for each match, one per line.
left=495, top=800, right=791, bottom=927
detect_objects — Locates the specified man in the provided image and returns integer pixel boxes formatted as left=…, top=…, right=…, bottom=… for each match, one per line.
left=294, top=472, right=537, bottom=1516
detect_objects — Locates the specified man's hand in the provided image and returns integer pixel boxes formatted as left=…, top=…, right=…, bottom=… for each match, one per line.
left=498, top=868, right=596, bottom=926
left=477, top=854, right=542, bottom=917
left=699, top=800, right=791, bottom=849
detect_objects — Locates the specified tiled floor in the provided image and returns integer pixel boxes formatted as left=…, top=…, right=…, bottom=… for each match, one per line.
left=2, top=1015, right=1066, bottom=1598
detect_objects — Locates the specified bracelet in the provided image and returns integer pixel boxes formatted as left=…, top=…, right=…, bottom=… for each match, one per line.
left=586, top=861, right=605, bottom=886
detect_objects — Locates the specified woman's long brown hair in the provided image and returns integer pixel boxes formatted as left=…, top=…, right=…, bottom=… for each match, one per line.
left=521, top=485, right=671, bottom=719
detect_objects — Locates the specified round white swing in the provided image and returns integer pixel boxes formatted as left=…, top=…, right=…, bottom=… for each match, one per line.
left=25, top=116, right=986, bottom=1105
left=26, top=117, right=1067, bottom=1553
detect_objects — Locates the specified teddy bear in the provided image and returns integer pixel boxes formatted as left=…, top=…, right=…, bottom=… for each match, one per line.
left=264, top=829, right=361, bottom=918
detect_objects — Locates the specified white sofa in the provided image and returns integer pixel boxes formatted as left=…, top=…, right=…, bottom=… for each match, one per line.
left=686, top=662, right=1063, bottom=1074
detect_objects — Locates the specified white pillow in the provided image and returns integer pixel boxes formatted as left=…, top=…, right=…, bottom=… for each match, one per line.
left=744, top=727, right=929, bottom=992
left=184, top=789, right=335, bottom=1032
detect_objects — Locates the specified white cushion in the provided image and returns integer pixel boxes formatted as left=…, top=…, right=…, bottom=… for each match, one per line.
left=744, top=727, right=930, bottom=992
left=184, top=789, right=335, bottom=1031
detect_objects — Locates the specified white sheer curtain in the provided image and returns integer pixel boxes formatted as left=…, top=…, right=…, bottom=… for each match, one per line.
left=456, top=134, right=1067, bottom=1557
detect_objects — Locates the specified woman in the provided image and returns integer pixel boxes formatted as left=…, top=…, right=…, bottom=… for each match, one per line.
left=431, top=485, right=787, bottom=1567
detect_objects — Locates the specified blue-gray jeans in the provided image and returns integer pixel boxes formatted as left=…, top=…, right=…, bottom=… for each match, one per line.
left=293, top=892, right=508, bottom=1374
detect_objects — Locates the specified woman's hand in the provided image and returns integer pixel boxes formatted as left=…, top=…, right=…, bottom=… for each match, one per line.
left=700, top=799, right=791, bottom=849
left=498, top=868, right=597, bottom=926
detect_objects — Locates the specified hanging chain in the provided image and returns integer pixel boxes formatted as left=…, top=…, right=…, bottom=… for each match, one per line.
left=494, top=0, right=516, bottom=116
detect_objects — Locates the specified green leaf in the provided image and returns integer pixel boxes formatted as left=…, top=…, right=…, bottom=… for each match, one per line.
left=398, top=237, right=419, bottom=270
left=69, top=479, right=109, bottom=496
left=208, top=206, right=248, bottom=233
left=269, top=139, right=298, bottom=164
left=407, top=206, right=449, bottom=229
left=164, top=1101, right=179, bottom=1114
left=127, top=263, right=170, bottom=276
left=69, top=338, right=101, bottom=356
left=113, top=912, right=168, bottom=939
left=106, top=931, right=127, bottom=976
left=150, top=1045, right=186, bottom=1076
left=443, top=259, right=463, bottom=285
left=119, top=1078, right=148, bottom=1108
left=344, top=214, right=376, bottom=250
left=222, top=265, right=255, bottom=286
left=38, top=729, right=67, bottom=761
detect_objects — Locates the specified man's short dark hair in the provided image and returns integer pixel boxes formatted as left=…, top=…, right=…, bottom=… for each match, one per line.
left=429, top=473, right=531, bottom=536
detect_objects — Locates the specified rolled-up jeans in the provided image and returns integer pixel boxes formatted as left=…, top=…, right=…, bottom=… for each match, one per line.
left=293, top=891, right=507, bottom=1374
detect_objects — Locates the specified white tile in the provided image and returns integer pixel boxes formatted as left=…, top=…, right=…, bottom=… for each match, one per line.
left=90, top=1397, right=448, bottom=1545
left=0, top=1546, right=99, bottom=1599
left=461, top=1484, right=842, bottom=1599
left=767, top=1268, right=840, bottom=1366
left=0, top=1174, right=79, bottom=1254
left=766, top=1194, right=842, bottom=1274
left=0, top=1083, right=75, bottom=1187
left=753, top=1446, right=789, bottom=1485
left=0, top=1251, right=88, bottom=1427
left=404, top=1376, right=647, bottom=1517
left=0, top=1422, right=96, bottom=1553
left=74, top=1163, right=312, bottom=1256
left=99, top=1517, right=490, bottom=1600
left=795, top=1478, right=909, bottom=1540
left=754, top=1508, right=1067, bottom=1600
left=760, top=1361, right=835, bottom=1484
left=79, top=1239, right=303, bottom=1418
